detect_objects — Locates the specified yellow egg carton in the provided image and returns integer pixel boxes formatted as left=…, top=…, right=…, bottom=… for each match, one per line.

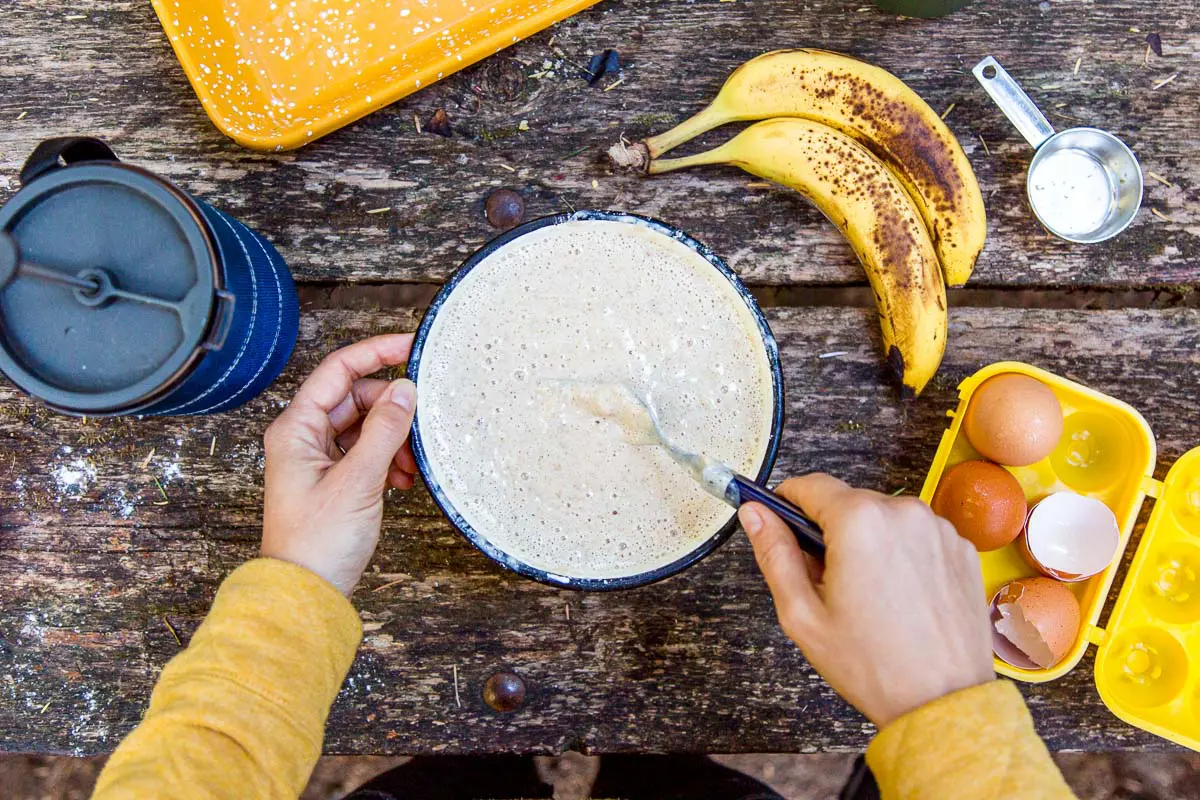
left=151, top=0, right=602, bottom=150
left=920, top=361, right=1200, bottom=751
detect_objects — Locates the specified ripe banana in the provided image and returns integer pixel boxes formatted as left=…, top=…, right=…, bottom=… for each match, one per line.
left=633, top=49, right=986, bottom=287
left=649, top=119, right=946, bottom=395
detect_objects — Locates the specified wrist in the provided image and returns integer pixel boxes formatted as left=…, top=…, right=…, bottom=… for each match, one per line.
left=874, top=668, right=995, bottom=728
left=259, top=546, right=360, bottom=598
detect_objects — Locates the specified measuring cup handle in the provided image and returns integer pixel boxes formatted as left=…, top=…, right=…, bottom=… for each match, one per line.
left=972, top=57, right=1056, bottom=149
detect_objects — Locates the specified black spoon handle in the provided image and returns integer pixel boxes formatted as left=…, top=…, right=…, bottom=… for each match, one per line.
left=729, top=473, right=826, bottom=559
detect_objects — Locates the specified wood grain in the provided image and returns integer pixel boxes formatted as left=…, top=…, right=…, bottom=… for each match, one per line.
left=1, top=1, right=1196, bottom=288
left=2, top=305, right=1197, bottom=754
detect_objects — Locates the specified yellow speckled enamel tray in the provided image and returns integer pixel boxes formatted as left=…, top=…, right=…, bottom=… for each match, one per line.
left=151, top=0, right=601, bottom=150
left=921, top=361, right=1200, bottom=751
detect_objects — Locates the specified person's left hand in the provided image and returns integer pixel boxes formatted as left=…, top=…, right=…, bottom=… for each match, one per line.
left=261, top=335, right=418, bottom=596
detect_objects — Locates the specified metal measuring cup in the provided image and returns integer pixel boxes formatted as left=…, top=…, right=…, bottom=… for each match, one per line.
left=973, top=56, right=1143, bottom=243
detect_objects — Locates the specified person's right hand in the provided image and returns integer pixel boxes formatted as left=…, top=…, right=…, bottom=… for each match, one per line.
left=738, top=474, right=994, bottom=729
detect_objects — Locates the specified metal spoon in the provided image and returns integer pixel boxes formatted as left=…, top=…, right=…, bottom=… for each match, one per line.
left=593, top=383, right=827, bottom=559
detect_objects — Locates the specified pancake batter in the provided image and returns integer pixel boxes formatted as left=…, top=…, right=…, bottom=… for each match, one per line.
left=416, top=219, right=775, bottom=579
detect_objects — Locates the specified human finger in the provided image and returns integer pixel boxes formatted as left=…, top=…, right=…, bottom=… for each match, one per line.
left=740, top=503, right=827, bottom=639
left=772, top=473, right=860, bottom=532
left=326, top=378, right=392, bottom=436
left=335, top=379, right=418, bottom=492
left=395, top=441, right=418, bottom=475
left=292, top=335, right=414, bottom=416
left=388, top=464, right=415, bottom=491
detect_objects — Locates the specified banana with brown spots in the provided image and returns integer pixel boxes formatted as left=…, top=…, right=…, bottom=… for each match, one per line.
left=649, top=119, right=946, bottom=396
left=612, top=49, right=986, bottom=288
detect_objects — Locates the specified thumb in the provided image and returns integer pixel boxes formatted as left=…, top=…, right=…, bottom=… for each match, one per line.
left=740, top=503, right=826, bottom=638
left=338, top=379, right=417, bottom=489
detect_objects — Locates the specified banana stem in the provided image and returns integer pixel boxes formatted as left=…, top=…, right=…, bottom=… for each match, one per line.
left=644, top=105, right=732, bottom=158
left=647, top=143, right=738, bottom=175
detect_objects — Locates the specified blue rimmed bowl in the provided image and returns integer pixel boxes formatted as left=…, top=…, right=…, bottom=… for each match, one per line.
left=407, top=210, right=785, bottom=590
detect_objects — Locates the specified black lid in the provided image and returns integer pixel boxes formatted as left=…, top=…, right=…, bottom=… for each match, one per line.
left=0, top=157, right=219, bottom=413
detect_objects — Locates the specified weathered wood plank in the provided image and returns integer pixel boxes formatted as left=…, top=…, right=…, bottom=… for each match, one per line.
left=2, top=305, right=1197, bottom=754
left=1, top=1, right=1196, bottom=287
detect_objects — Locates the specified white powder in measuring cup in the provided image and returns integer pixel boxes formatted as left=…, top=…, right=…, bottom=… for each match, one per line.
left=416, top=220, right=775, bottom=580
left=1028, top=148, right=1116, bottom=236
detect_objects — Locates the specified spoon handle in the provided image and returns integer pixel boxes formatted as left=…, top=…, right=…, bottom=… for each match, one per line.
left=972, top=56, right=1055, bottom=149
left=730, top=474, right=826, bottom=559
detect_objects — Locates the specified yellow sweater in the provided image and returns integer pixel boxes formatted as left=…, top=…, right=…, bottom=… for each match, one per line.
left=93, top=559, right=1076, bottom=799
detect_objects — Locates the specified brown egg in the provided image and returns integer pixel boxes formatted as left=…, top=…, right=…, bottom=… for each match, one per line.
left=991, top=577, right=1081, bottom=670
left=932, top=460, right=1027, bottom=551
left=964, top=374, right=1064, bottom=466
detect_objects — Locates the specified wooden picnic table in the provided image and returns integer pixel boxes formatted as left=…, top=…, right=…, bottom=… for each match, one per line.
left=1, top=0, right=1197, bottom=757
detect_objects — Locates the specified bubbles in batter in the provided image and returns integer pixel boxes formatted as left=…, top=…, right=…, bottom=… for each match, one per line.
left=416, top=220, right=775, bottom=579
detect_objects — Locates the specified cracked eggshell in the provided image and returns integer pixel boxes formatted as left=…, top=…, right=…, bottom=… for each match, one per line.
left=990, top=577, right=1081, bottom=670
left=1019, top=491, right=1120, bottom=582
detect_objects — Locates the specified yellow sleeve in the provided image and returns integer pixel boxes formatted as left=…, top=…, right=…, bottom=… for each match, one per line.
left=866, top=680, right=1076, bottom=800
left=93, top=558, right=363, bottom=800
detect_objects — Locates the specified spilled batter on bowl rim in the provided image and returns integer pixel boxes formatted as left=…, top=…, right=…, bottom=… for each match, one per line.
left=416, top=219, right=776, bottom=581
